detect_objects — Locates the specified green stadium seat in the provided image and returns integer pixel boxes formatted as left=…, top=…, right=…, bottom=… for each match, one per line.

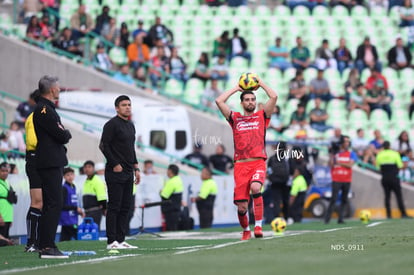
left=348, top=109, right=368, bottom=128
left=273, top=5, right=290, bottom=17
left=234, top=5, right=252, bottom=17
left=304, top=67, right=317, bottom=83
left=195, top=5, right=214, bottom=17
left=351, top=5, right=368, bottom=19
left=331, top=5, right=349, bottom=18
left=255, top=5, right=271, bottom=17
left=165, top=78, right=183, bottom=97
left=182, top=0, right=200, bottom=6
left=108, top=47, right=127, bottom=65
left=370, top=108, right=389, bottom=122
left=312, top=5, right=329, bottom=18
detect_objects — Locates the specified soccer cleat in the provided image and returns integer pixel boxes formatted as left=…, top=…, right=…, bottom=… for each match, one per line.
left=25, top=244, right=40, bottom=252
left=39, top=247, right=69, bottom=259
left=106, top=241, right=120, bottom=249
left=241, top=230, right=251, bottom=241
left=117, top=241, right=138, bottom=249
left=254, top=226, right=263, bottom=238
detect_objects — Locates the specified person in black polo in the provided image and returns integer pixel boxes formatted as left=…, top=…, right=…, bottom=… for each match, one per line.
left=33, top=76, right=72, bottom=259
left=99, top=95, right=141, bottom=249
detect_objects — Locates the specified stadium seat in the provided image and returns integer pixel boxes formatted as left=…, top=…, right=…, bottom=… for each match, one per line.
left=351, top=5, right=368, bottom=19
left=293, top=5, right=311, bottom=17
left=370, top=108, right=389, bottom=122
left=164, top=78, right=183, bottom=97
left=331, top=5, right=349, bottom=17
left=273, top=4, right=290, bottom=17
left=312, top=5, right=329, bottom=18
left=255, top=5, right=271, bottom=17
left=108, top=47, right=127, bottom=65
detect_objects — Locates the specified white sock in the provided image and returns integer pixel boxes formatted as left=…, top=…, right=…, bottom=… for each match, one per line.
left=244, top=226, right=250, bottom=231
left=255, top=220, right=262, bottom=227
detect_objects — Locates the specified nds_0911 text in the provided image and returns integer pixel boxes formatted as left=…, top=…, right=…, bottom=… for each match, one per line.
left=330, top=244, right=365, bottom=252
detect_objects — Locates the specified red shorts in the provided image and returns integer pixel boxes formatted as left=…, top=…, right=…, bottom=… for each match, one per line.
left=233, top=159, right=266, bottom=203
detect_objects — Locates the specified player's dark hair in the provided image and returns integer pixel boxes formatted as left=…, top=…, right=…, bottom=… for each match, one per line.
left=383, top=141, right=391, bottom=149
left=114, top=95, right=131, bottom=107
left=240, top=91, right=255, bottom=101
left=83, top=160, right=95, bottom=167
left=63, top=167, right=75, bottom=175
left=168, top=164, right=179, bottom=176
left=203, top=167, right=212, bottom=176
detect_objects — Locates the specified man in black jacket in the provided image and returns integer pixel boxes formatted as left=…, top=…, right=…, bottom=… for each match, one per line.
left=267, top=142, right=291, bottom=219
left=33, top=75, right=72, bottom=259
left=387, top=37, right=413, bottom=70
left=99, top=95, right=140, bottom=249
left=229, top=28, right=252, bottom=67
left=355, top=36, right=382, bottom=74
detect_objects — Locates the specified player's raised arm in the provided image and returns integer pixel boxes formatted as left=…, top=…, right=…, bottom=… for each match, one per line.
left=259, top=77, right=278, bottom=118
left=215, top=85, right=241, bottom=120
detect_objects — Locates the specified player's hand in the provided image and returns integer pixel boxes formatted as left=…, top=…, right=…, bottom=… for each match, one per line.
left=134, top=170, right=141, bottom=184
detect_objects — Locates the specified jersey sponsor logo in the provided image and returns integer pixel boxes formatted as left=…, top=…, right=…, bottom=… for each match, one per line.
left=236, top=121, right=259, bottom=131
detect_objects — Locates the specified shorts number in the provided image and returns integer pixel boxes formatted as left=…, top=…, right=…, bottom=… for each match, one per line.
left=252, top=174, right=260, bottom=180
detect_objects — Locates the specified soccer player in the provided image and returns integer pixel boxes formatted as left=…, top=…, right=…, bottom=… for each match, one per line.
left=215, top=76, right=277, bottom=240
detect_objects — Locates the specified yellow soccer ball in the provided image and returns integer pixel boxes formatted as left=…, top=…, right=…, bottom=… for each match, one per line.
left=359, top=209, right=371, bottom=224
left=238, top=72, right=259, bottom=91
left=271, top=217, right=287, bottom=234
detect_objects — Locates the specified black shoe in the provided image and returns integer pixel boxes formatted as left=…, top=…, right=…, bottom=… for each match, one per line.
left=39, top=247, right=69, bottom=259
left=402, top=215, right=413, bottom=219
left=338, top=221, right=345, bottom=224
left=25, top=244, right=40, bottom=252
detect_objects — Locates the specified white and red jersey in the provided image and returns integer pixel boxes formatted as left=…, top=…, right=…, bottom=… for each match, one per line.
left=228, top=109, right=270, bottom=161
left=331, top=150, right=358, bottom=182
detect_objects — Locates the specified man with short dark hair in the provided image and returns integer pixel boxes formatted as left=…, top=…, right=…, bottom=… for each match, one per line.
left=33, top=75, right=72, bottom=258
left=229, top=28, right=252, bottom=66
left=100, top=95, right=140, bottom=249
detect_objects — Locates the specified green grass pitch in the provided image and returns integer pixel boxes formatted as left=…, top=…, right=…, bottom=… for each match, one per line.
left=0, top=219, right=413, bottom=275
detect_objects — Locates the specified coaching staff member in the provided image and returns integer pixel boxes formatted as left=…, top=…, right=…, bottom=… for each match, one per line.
left=99, top=95, right=140, bottom=249
left=376, top=141, right=410, bottom=219
left=33, top=76, right=72, bottom=259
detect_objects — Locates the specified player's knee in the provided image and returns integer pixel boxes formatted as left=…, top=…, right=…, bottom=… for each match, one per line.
left=237, top=204, right=248, bottom=214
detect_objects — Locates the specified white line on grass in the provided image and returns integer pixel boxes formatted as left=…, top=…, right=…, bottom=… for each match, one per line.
left=174, top=241, right=244, bottom=255
left=366, top=221, right=384, bottom=227
left=320, top=227, right=353, bottom=233
left=0, top=254, right=139, bottom=274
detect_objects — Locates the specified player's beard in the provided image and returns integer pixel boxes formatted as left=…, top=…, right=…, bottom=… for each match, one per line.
left=244, top=104, right=255, bottom=113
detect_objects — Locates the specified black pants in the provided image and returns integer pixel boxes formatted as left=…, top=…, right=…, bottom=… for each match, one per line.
left=290, top=192, right=306, bottom=223
left=0, top=222, right=11, bottom=239
left=105, top=170, right=133, bottom=244
left=325, top=181, right=350, bottom=223
left=381, top=177, right=407, bottom=218
left=60, top=225, right=77, bottom=241
left=127, top=194, right=136, bottom=235
left=164, top=211, right=180, bottom=231
left=196, top=202, right=214, bottom=228
left=85, top=209, right=103, bottom=231
left=271, top=184, right=291, bottom=219
left=38, top=167, right=63, bottom=249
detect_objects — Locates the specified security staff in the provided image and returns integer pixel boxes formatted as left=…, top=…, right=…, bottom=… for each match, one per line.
left=192, top=167, right=218, bottom=228
left=376, top=141, right=410, bottom=219
left=82, top=160, right=107, bottom=231
left=160, top=164, right=184, bottom=231
left=0, top=162, right=13, bottom=239
left=24, top=89, right=43, bottom=252
left=289, top=168, right=308, bottom=223
left=33, top=76, right=72, bottom=259
left=324, top=135, right=358, bottom=224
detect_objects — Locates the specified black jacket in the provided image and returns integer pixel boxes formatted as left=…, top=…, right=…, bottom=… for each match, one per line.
left=356, top=44, right=379, bottom=62
left=231, top=36, right=248, bottom=54
left=33, top=97, right=72, bottom=168
left=387, top=46, right=412, bottom=66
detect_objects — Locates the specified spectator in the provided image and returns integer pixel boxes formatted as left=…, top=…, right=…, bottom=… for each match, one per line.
left=184, top=143, right=210, bottom=169
left=191, top=52, right=211, bottom=87
left=290, top=102, right=309, bottom=130
left=329, top=127, right=342, bottom=145
left=212, top=31, right=230, bottom=59
left=309, top=69, right=332, bottom=102
left=150, top=38, right=171, bottom=58
left=94, top=43, right=112, bottom=72
left=355, top=36, right=382, bottom=74
left=309, top=97, right=332, bottom=132
left=15, top=91, right=36, bottom=127
left=314, top=39, right=337, bottom=70
left=70, top=4, right=95, bottom=41
left=334, top=38, right=353, bottom=75
left=143, top=160, right=157, bottom=175
left=39, top=0, right=60, bottom=31
left=134, top=67, right=147, bottom=90
left=409, top=89, right=414, bottom=119
left=82, top=160, right=107, bottom=231
left=392, top=130, right=413, bottom=156
left=191, top=167, right=217, bottom=228
left=101, top=18, right=120, bottom=46
left=94, top=5, right=111, bottom=35
left=344, top=68, right=361, bottom=105
left=168, top=47, right=189, bottom=90
left=0, top=133, right=10, bottom=158
left=399, top=0, right=414, bottom=27
left=118, top=22, right=130, bottom=50
left=160, top=164, right=183, bottom=231
left=352, top=128, right=371, bottom=159
left=369, top=129, right=385, bottom=154
left=149, top=46, right=170, bottom=92
left=113, top=64, right=135, bottom=85
left=291, top=36, right=312, bottom=70
left=7, top=121, right=26, bottom=158
left=127, top=34, right=150, bottom=71
left=288, top=69, right=309, bottom=105
left=25, top=15, right=42, bottom=42
left=229, top=28, right=252, bottom=66
left=365, top=68, right=392, bottom=119
left=95, top=163, right=105, bottom=175
left=59, top=167, right=84, bottom=242
left=0, top=162, right=14, bottom=239
left=202, top=79, right=222, bottom=108
left=269, top=105, right=288, bottom=133
left=387, top=37, right=413, bottom=70
left=22, top=0, right=42, bottom=24
left=210, top=54, right=229, bottom=84
left=132, top=19, right=148, bottom=41
left=53, top=27, right=83, bottom=57
left=39, top=13, right=55, bottom=42
left=331, top=0, right=361, bottom=13
left=209, top=144, right=233, bottom=174
left=268, top=37, right=292, bottom=71
left=148, top=16, right=174, bottom=48
left=348, top=83, right=370, bottom=116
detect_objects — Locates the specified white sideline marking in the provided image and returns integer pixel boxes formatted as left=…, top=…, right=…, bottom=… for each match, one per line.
left=174, top=241, right=242, bottom=255
left=320, top=227, right=353, bottom=233
left=0, top=254, right=138, bottom=274
left=367, top=221, right=384, bottom=227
